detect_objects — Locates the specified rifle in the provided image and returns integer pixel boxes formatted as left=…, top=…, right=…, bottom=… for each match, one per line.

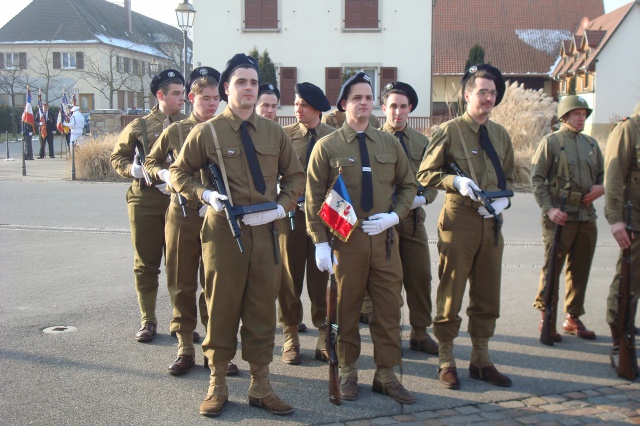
left=413, top=185, right=425, bottom=237
left=325, top=236, right=341, bottom=405
left=450, top=162, right=514, bottom=243
left=540, top=195, right=566, bottom=346
left=617, top=201, right=637, bottom=380
left=207, top=161, right=277, bottom=253
left=286, top=196, right=304, bottom=231
left=167, top=150, right=187, bottom=218
left=134, top=139, right=152, bottom=188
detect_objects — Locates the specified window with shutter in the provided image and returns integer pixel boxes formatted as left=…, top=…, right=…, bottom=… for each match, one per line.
left=279, top=67, right=297, bottom=106
left=0, top=53, right=4, bottom=70
left=118, top=90, right=125, bottom=110
left=19, top=52, right=27, bottom=69
left=342, top=66, right=379, bottom=104
left=325, top=67, right=342, bottom=107
left=53, top=52, right=61, bottom=69
left=244, top=0, right=278, bottom=30
left=344, top=0, right=378, bottom=29
left=76, top=52, right=84, bottom=70
left=379, top=67, right=397, bottom=100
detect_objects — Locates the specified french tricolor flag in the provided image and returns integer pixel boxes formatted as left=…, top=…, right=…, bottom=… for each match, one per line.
left=21, top=87, right=34, bottom=130
left=319, top=173, right=358, bottom=242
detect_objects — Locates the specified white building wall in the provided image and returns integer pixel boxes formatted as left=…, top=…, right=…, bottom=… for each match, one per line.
left=591, top=4, right=640, bottom=139
left=193, top=0, right=432, bottom=117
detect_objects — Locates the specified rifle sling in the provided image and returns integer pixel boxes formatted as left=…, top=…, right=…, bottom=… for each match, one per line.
left=137, top=118, right=150, bottom=154
left=206, top=121, right=234, bottom=206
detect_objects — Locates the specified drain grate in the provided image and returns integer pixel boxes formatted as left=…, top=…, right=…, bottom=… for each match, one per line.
left=43, top=325, right=78, bottom=334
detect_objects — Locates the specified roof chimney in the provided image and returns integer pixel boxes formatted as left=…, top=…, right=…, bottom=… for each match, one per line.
left=124, top=0, right=132, bottom=33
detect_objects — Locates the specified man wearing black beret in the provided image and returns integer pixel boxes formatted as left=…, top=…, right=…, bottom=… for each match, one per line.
left=306, top=72, right=417, bottom=404
left=171, top=53, right=304, bottom=417
left=417, top=64, right=515, bottom=390
left=278, top=82, right=334, bottom=365
left=111, top=68, right=186, bottom=343
left=256, top=83, right=280, bottom=121
left=380, top=81, right=439, bottom=356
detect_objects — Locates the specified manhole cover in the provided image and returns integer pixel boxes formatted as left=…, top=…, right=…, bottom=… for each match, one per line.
left=43, top=326, right=78, bottom=334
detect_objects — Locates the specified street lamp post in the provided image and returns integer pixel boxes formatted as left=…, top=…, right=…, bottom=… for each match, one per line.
left=175, top=0, right=196, bottom=114
left=148, top=59, right=159, bottom=111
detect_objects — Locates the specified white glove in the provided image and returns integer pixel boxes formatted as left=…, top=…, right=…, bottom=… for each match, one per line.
left=478, top=197, right=509, bottom=218
left=198, top=204, right=209, bottom=217
left=242, top=205, right=286, bottom=226
left=410, top=195, right=426, bottom=210
left=315, top=242, right=338, bottom=272
left=131, top=156, right=145, bottom=179
left=361, top=212, right=400, bottom=236
left=298, top=201, right=305, bottom=212
left=453, top=176, right=480, bottom=201
left=157, top=169, right=173, bottom=190
left=155, top=183, right=171, bottom=195
left=202, top=190, right=228, bottom=213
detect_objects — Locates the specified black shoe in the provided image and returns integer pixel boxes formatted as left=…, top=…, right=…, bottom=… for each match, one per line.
left=50, top=156, right=55, bottom=158
left=37, top=156, right=44, bottom=159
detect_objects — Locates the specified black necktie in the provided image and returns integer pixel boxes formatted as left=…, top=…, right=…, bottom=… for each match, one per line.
left=478, top=124, right=506, bottom=190
left=306, top=128, right=317, bottom=166
left=241, top=121, right=266, bottom=194
left=357, top=132, right=373, bottom=212
left=394, top=131, right=409, bottom=158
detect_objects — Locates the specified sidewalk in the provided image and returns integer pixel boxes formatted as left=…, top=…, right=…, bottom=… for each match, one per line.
left=0, top=140, right=72, bottom=181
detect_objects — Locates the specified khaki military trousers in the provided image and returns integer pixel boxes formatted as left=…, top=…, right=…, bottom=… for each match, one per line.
left=334, top=228, right=403, bottom=369
left=606, top=232, right=640, bottom=325
left=434, top=198, right=504, bottom=343
left=164, top=202, right=208, bottom=354
left=127, top=188, right=170, bottom=326
left=397, top=207, right=433, bottom=329
left=533, top=218, right=597, bottom=317
left=278, top=211, right=328, bottom=328
left=201, top=213, right=280, bottom=365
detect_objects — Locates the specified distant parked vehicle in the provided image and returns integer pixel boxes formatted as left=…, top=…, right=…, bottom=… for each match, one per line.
left=126, top=108, right=144, bottom=115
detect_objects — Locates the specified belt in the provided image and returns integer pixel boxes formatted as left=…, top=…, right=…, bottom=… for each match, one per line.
left=171, top=194, right=202, bottom=210
left=550, top=188, right=584, bottom=208
left=446, top=193, right=483, bottom=209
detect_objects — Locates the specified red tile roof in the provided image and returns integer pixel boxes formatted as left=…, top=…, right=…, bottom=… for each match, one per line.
left=433, top=0, right=604, bottom=76
left=552, top=2, right=635, bottom=77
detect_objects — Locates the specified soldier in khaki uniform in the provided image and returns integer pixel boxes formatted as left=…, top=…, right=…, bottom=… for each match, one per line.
left=110, top=69, right=186, bottom=342
left=256, top=84, right=279, bottom=121
left=417, top=64, right=514, bottom=390
left=380, top=81, right=439, bottom=356
left=531, top=96, right=604, bottom=341
left=604, top=101, right=640, bottom=371
left=278, top=82, right=334, bottom=365
left=146, top=66, right=228, bottom=376
left=306, top=72, right=417, bottom=404
left=170, top=53, right=305, bottom=417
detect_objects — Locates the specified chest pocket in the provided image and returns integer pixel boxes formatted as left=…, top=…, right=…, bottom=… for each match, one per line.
left=375, top=153, right=397, bottom=184
left=254, top=143, right=280, bottom=177
left=211, top=144, right=244, bottom=178
left=330, top=156, right=358, bottom=187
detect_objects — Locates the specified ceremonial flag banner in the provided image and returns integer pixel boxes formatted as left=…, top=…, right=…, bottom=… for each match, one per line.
left=21, top=88, right=35, bottom=129
left=57, top=93, right=68, bottom=134
left=319, top=173, right=358, bottom=242
left=38, top=93, right=47, bottom=139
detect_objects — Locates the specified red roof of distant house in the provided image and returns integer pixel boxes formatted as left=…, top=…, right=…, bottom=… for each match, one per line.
left=433, top=0, right=604, bottom=76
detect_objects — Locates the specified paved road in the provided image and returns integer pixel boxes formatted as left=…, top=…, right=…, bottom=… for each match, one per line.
left=0, top=141, right=637, bottom=425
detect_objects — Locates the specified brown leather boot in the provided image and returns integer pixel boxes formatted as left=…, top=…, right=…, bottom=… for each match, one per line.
left=438, top=366, right=460, bottom=389
left=247, top=363, right=293, bottom=415
left=200, top=394, right=227, bottom=417
left=135, top=322, right=156, bottom=342
left=563, top=314, right=596, bottom=339
left=199, top=361, right=229, bottom=417
left=372, top=378, right=416, bottom=404
left=410, top=333, right=439, bottom=355
left=469, top=364, right=512, bottom=387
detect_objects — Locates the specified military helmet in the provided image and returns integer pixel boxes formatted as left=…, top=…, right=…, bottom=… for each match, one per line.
left=557, top=96, right=592, bottom=120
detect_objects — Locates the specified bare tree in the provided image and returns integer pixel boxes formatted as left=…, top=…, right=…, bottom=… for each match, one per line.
left=0, top=65, right=27, bottom=138
left=81, top=45, right=138, bottom=109
left=28, top=43, right=79, bottom=104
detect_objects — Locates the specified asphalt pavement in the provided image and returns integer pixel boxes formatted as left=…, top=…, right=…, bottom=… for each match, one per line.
left=0, top=139, right=637, bottom=425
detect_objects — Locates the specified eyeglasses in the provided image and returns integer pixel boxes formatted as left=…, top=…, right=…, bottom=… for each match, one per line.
left=474, top=89, right=499, bottom=98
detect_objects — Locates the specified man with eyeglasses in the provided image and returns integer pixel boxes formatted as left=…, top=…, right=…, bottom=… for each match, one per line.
left=531, top=95, right=603, bottom=342
left=417, top=64, right=515, bottom=390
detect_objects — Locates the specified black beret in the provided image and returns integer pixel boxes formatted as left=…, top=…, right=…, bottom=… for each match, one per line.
left=295, top=82, right=331, bottom=112
left=460, top=63, right=506, bottom=106
left=336, top=72, right=372, bottom=112
left=218, top=53, right=261, bottom=102
left=150, top=69, right=184, bottom=98
left=258, top=84, right=280, bottom=101
left=380, top=81, right=418, bottom=112
left=186, top=66, right=221, bottom=95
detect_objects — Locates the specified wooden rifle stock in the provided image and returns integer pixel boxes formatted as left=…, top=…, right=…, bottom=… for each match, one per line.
left=167, top=150, right=187, bottom=217
left=540, top=195, right=566, bottom=346
left=617, top=201, right=637, bottom=380
left=326, top=237, right=341, bottom=405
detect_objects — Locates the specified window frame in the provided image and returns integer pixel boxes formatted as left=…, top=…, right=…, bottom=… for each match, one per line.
left=343, top=0, right=380, bottom=32
left=4, top=52, right=20, bottom=70
left=61, top=52, right=77, bottom=69
left=242, top=0, right=280, bottom=32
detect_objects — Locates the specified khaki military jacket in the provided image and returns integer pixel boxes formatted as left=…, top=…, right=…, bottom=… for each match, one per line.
left=417, top=112, right=515, bottom=195
left=381, top=123, right=437, bottom=205
left=322, top=109, right=380, bottom=129
left=145, top=113, right=203, bottom=202
left=169, top=106, right=305, bottom=213
left=305, top=123, right=417, bottom=244
left=531, top=125, right=604, bottom=221
left=110, top=106, right=186, bottom=206
left=283, top=121, right=336, bottom=171
left=605, top=113, right=640, bottom=230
